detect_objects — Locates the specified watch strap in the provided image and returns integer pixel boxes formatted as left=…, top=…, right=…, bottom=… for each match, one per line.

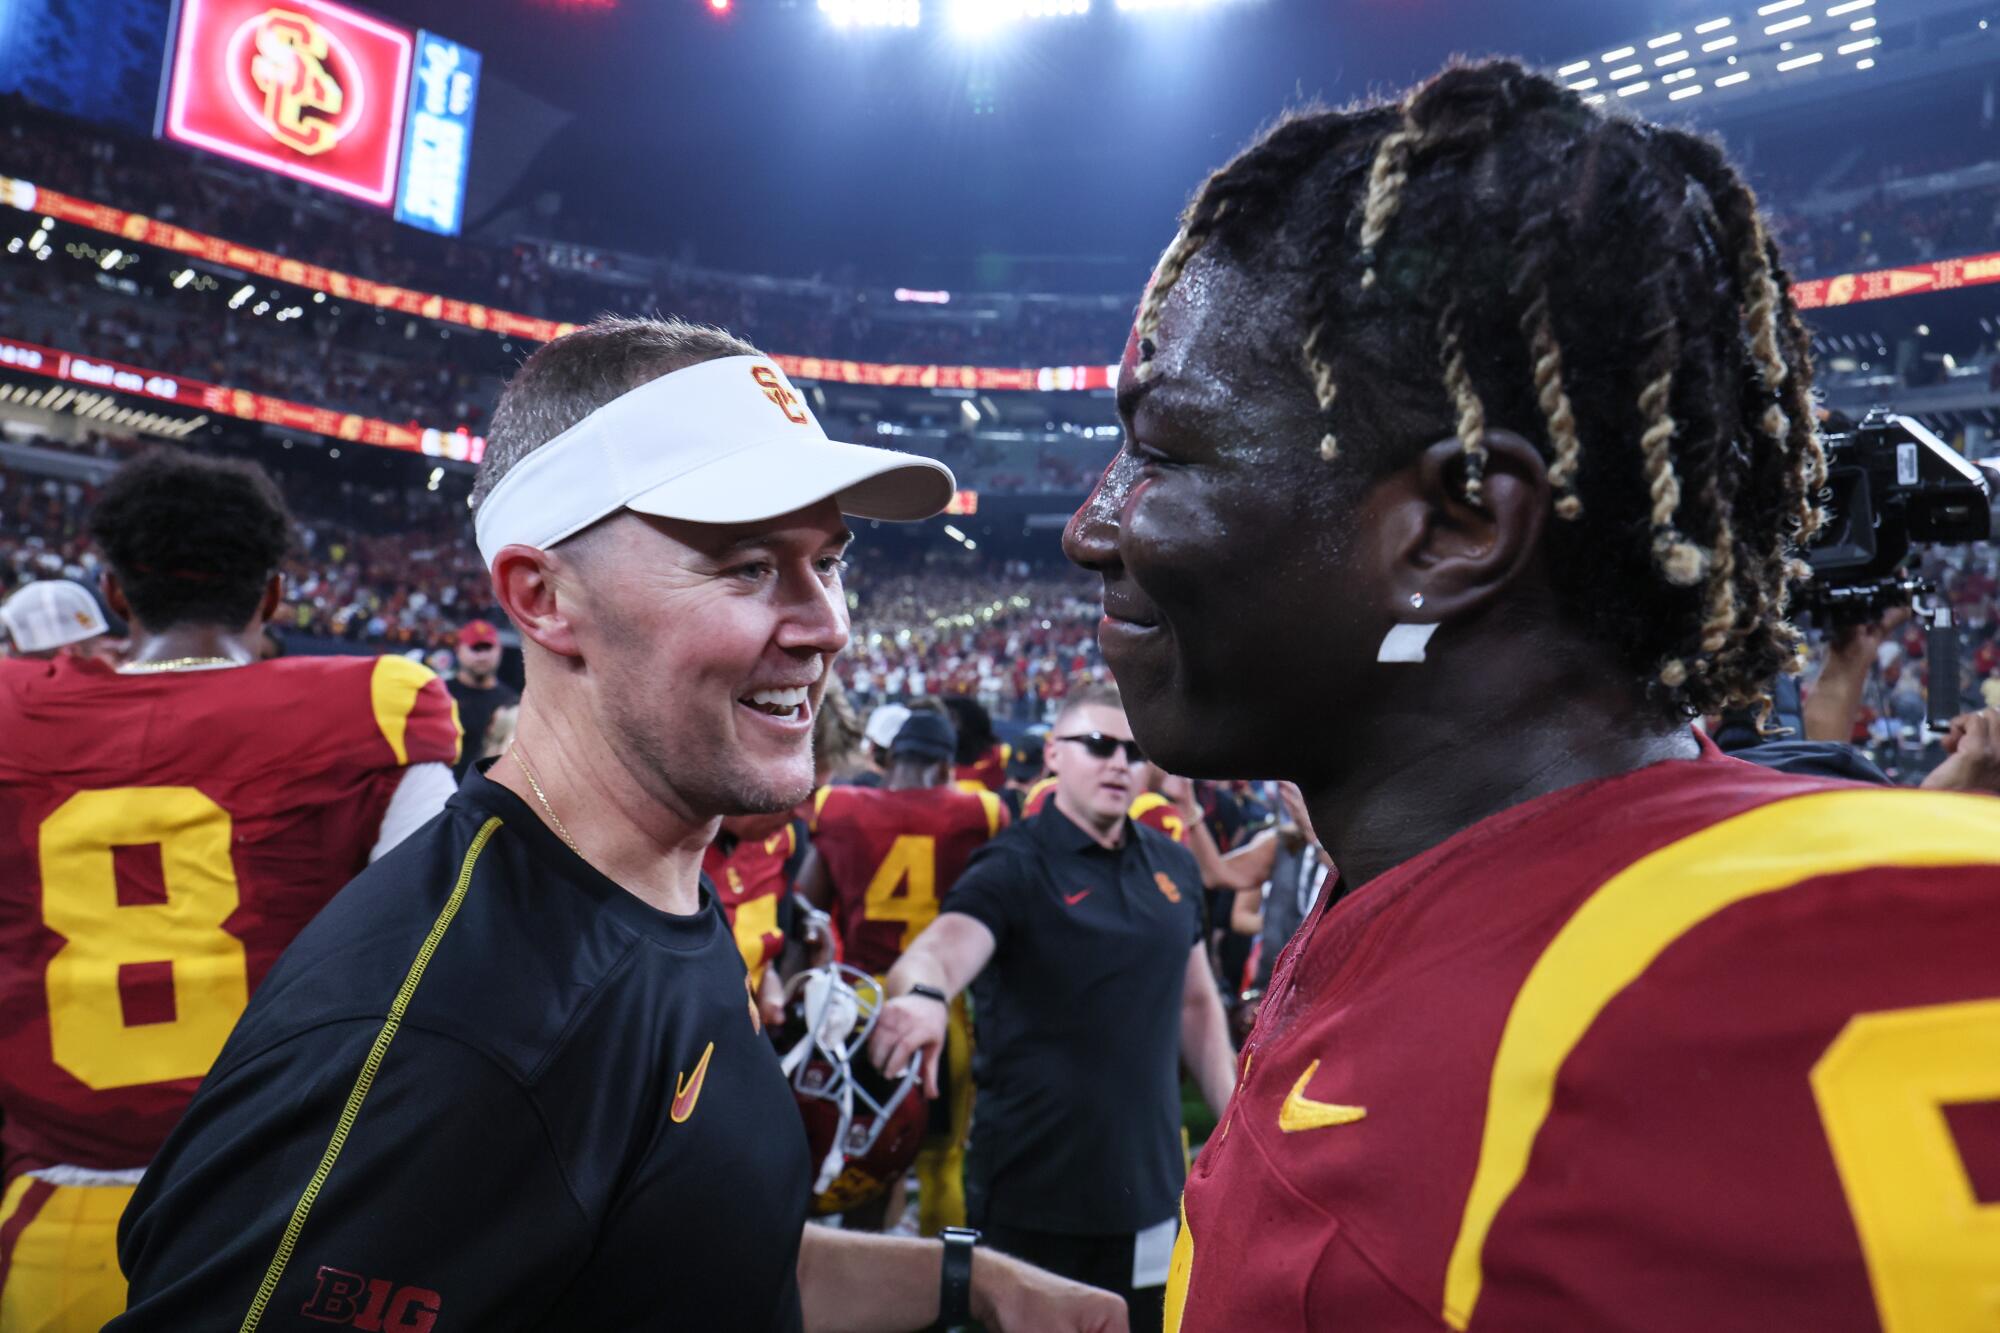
left=938, top=1226, right=980, bottom=1328
left=909, top=983, right=950, bottom=1007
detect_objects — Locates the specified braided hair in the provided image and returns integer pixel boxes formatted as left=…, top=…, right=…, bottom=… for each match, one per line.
left=1132, top=59, right=1825, bottom=719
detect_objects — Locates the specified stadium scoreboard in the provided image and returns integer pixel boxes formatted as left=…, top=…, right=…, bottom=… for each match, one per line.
left=156, top=0, right=481, bottom=235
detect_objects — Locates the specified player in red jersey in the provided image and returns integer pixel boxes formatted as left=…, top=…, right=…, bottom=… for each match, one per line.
left=704, top=810, right=810, bottom=1026
left=1064, top=60, right=2000, bottom=1332
left=799, top=709, right=1006, bottom=1233
left=0, top=451, right=460, bottom=1332
left=943, top=696, right=1010, bottom=793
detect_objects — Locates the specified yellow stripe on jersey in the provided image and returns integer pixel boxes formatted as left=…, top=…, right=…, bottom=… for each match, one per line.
left=370, top=655, right=455, bottom=767
left=239, top=816, right=501, bottom=1333
left=976, top=789, right=1004, bottom=838
left=1442, top=790, right=2000, bottom=1331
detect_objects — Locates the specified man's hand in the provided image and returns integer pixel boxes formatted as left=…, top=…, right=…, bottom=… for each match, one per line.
left=1922, top=707, right=2000, bottom=793
left=972, top=1249, right=1129, bottom=1333
left=1160, top=772, right=1202, bottom=822
left=868, top=995, right=948, bottom=1098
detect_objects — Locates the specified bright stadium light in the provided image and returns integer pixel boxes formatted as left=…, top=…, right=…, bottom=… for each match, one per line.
left=1825, top=0, right=1872, bottom=12
left=1757, top=0, right=1803, bottom=12
left=1558, top=60, right=1591, bottom=75
left=1855, top=55, right=1875, bottom=66
left=1601, top=45, right=1636, bottom=61
left=1775, top=50, right=1823, bottom=68
left=1766, top=15, right=1811, bottom=33
left=1617, top=79, right=1651, bottom=95
left=1838, top=35, right=1880, bottom=51
left=1670, top=83, right=1704, bottom=99
left=1609, top=62, right=1643, bottom=78
left=821, top=0, right=920, bottom=28
left=1716, top=69, right=1751, bottom=85
left=1850, top=16, right=1876, bottom=28
left=954, top=0, right=1085, bottom=31
left=1703, top=34, right=1738, bottom=50
left=1694, top=16, right=1732, bottom=31
left=1568, top=77, right=1599, bottom=90
left=1647, top=31, right=1682, bottom=46
left=1655, top=49, right=1688, bottom=65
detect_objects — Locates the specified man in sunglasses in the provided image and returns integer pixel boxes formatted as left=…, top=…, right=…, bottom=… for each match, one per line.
left=871, top=681, right=1237, bottom=1330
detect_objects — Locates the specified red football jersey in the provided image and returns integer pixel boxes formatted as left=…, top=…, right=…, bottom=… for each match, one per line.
left=953, top=743, right=1010, bottom=794
left=704, top=820, right=801, bottom=989
left=1169, top=738, right=2000, bottom=1332
left=1020, top=779, right=1187, bottom=844
left=810, top=784, right=1007, bottom=975
left=0, top=654, right=459, bottom=1185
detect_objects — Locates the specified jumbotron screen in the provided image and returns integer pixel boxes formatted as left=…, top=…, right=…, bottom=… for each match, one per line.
left=156, top=0, right=480, bottom=234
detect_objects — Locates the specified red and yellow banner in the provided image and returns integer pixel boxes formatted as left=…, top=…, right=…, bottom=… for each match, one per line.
left=0, top=175, right=1118, bottom=389
left=0, top=334, right=484, bottom=459
left=1792, top=249, right=2000, bottom=310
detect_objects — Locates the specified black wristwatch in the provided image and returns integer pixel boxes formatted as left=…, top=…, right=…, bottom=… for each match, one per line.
left=938, top=1226, right=980, bottom=1328
left=908, top=983, right=950, bottom=1007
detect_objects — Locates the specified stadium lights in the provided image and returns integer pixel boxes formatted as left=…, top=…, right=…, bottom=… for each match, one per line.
left=27, top=228, right=46, bottom=249
left=1670, top=83, right=1705, bottom=99
left=1703, top=34, right=1737, bottom=50
left=820, top=0, right=920, bottom=28
left=1825, top=0, right=1872, bottom=12
left=1766, top=14, right=1811, bottom=32
left=1601, top=45, right=1637, bottom=61
left=952, top=0, right=1086, bottom=32
left=1655, top=49, right=1689, bottom=64
left=172, top=268, right=194, bottom=288
left=1856, top=55, right=1875, bottom=66
left=1850, top=16, right=1876, bottom=27
left=1758, top=0, right=1803, bottom=11
left=1838, top=35, right=1880, bottom=51
left=5, top=239, right=18, bottom=254
left=1618, top=80, right=1651, bottom=95
left=1716, top=69, right=1751, bottom=85
left=1558, top=60, right=1591, bottom=75
left=98, top=248, right=123, bottom=270
left=1609, top=62, right=1643, bottom=78
left=1694, top=17, right=1732, bottom=31
left=1568, top=77, right=1599, bottom=90
left=1775, top=50, right=1824, bottom=68
left=1647, top=31, right=1683, bottom=46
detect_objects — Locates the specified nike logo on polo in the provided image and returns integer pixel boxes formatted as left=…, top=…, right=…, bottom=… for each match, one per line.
left=671, top=1041, right=715, bottom=1123
left=1063, top=890, right=1092, bottom=906
left=1278, top=1059, right=1366, bottom=1132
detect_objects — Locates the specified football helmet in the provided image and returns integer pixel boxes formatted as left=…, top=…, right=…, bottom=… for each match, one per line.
left=776, top=962, right=926, bottom=1215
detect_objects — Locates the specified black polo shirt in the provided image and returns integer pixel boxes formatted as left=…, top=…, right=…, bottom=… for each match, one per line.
left=113, top=767, right=811, bottom=1332
left=944, top=802, right=1202, bottom=1236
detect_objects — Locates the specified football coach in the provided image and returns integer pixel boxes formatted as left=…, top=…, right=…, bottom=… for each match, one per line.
left=113, top=318, right=1126, bottom=1333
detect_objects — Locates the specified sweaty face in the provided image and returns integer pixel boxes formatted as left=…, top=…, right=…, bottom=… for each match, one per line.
left=1063, top=252, right=1380, bottom=784
left=1047, top=702, right=1145, bottom=824
left=568, top=501, right=851, bottom=821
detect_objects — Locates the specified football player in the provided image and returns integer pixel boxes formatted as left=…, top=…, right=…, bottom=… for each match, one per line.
left=799, top=710, right=1005, bottom=1234
left=0, top=449, right=459, bottom=1331
left=943, top=695, right=1009, bottom=793
left=1065, top=59, right=2000, bottom=1332
left=704, top=810, right=811, bottom=1029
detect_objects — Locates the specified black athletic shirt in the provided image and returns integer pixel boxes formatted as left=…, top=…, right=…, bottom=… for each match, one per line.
left=944, top=804, right=1203, bottom=1236
left=112, top=766, right=812, bottom=1332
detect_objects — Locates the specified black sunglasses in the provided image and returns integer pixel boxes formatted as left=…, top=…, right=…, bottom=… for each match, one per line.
left=1056, top=732, right=1147, bottom=764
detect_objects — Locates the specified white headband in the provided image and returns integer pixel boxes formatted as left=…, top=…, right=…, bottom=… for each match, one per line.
left=474, top=355, right=954, bottom=566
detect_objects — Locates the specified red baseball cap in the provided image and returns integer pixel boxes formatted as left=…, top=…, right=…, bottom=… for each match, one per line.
left=457, top=620, right=500, bottom=647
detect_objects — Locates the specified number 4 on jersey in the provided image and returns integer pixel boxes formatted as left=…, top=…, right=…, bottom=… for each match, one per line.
left=863, top=835, right=938, bottom=951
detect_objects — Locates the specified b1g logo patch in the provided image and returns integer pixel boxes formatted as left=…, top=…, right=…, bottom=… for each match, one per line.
left=302, top=1264, right=442, bottom=1330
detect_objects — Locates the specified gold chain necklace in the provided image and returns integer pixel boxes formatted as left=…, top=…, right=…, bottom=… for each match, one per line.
left=510, top=740, right=580, bottom=854
left=120, top=656, right=241, bottom=673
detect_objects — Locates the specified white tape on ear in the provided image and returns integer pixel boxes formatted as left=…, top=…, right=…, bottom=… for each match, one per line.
left=1378, top=622, right=1439, bottom=664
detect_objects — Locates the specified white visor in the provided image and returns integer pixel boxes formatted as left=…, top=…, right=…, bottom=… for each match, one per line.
left=474, top=355, right=956, bottom=566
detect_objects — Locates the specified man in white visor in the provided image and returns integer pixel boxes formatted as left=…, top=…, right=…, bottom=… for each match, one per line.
left=115, top=318, right=1127, bottom=1333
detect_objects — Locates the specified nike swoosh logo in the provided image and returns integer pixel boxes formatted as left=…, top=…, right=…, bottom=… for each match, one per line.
left=1064, top=890, right=1091, bottom=906
left=1278, top=1059, right=1366, bottom=1132
left=671, top=1041, right=715, bottom=1123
